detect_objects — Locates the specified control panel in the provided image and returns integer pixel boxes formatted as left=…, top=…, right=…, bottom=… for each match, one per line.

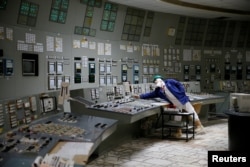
left=89, top=98, right=157, bottom=115
left=40, top=96, right=57, bottom=113
left=0, top=112, right=117, bottom=167
left=213, top=80, right=250, bottom=93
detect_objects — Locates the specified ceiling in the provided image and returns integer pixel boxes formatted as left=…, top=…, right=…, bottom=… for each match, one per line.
left=108, top=0, right=250, bottom=21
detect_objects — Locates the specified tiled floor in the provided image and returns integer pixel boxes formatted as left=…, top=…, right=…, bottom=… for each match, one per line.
left=87, top=119, right=228, bottom=167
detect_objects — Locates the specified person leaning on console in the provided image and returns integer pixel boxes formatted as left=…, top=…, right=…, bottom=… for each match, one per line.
left=133, top=75, right=205, bottom=137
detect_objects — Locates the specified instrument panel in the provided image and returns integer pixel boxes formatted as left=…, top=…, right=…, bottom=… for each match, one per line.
left=0, top=112, right=118, bottom=167
left=89, top=98, right=158, bottom=114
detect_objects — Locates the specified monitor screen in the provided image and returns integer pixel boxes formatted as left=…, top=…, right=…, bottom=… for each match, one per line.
left=22, top=59, right=35, bottom=75
left=22, top=53, right=38, bottom=76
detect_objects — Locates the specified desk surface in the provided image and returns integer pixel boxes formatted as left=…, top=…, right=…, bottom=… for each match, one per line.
left=187, top=93, right=225, bottom=105
left=0, top=112, right=118, bottom=167
left=224, top=109, right=250, bottom=117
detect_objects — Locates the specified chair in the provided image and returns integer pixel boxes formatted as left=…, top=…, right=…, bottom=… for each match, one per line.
left=161, top=106, right=195, bottom=142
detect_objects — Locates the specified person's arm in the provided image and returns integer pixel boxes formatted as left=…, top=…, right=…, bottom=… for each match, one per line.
left=140, top=90, right=159, bottom=99
left=134, top=87, right=173, bottom=104
left=132, top=87, right=160, bottom=99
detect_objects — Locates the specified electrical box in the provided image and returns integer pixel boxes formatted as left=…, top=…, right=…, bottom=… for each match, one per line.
left=121, top=64, right=128, bottom=82
left=133, top=65, right=139, bottom=84
left=246, top=65, right=250, bottom=80
left=184, top=65, right=189, bottom=74
left=74, top=62, right=81, bottom=83
left=89, top=63, right=95, bottom=83
left=89, top=63, right=95, bottom=73
left=40, top=96, right=57, bottom=113
left=224, top=63, right=231, bottom=80
left=3, top=59, right=14, bottom=76
left=195, top=65, right=201, bottom=74
left=230, top=93, right=250, bottom=112
left=237, top=63, right=242, bottom=80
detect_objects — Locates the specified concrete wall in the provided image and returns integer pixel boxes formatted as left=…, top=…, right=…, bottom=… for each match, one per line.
left=0, top=0, right=249, bottom=100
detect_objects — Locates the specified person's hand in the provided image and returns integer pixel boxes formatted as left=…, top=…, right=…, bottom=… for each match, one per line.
left=132, top=94, right=140, bottom=99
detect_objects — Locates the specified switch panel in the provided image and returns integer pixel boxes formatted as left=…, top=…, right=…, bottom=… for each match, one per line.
left=40, top=97, right=56, bottom=113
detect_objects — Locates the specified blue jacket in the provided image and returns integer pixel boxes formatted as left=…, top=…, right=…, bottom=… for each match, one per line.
left=140, top=79, right=190, bottom=105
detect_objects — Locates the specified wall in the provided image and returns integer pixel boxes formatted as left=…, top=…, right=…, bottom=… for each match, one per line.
left=0, top=0, right=249, bottom=101
left=0, top=0, right=177, bottom=100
